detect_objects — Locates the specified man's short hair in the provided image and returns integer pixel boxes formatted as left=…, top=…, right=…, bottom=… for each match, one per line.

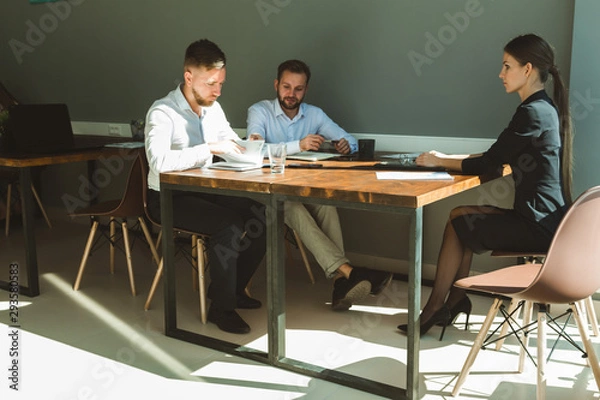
left=277, top=59, right=311, bottom=84
left=184, top=39, right=226, bottom=70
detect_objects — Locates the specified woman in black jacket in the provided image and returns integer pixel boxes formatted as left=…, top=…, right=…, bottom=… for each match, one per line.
left=398, top=33, right=573, bottom=338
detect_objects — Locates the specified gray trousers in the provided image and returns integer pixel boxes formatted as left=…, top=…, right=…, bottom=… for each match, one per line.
left=284, top=202, right=350, bottom=279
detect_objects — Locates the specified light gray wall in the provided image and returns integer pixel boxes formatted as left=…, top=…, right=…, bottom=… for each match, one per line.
left=1, top=0, right=573, bottom=137
left=571, top=0, right=600, bottom=198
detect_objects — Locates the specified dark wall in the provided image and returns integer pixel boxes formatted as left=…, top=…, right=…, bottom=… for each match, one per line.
left=0, top=0, right=573, bottom=138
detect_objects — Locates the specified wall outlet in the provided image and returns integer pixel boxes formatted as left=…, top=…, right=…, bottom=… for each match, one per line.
left=108, top=124, right=121, bottom=136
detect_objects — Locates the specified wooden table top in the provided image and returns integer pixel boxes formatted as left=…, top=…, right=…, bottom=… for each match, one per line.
left=161, top=160, right=509, bottom=209
left=0, top=136, right=142, bottom=168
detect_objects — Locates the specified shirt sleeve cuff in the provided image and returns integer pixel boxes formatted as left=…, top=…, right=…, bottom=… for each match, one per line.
left=195, top=144, right=213, bottom=166
left=287, top=140, right=302, bottom=155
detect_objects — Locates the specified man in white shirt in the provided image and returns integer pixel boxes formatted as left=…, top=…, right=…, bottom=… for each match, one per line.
left=145, top=39, right=265, bottom=334
left=247, top=60, right=392, bottom=311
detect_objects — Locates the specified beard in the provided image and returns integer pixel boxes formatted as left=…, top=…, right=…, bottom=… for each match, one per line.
left=192, top=88, right=215, bottom=107
left=277, top=92, right=304, bottom=111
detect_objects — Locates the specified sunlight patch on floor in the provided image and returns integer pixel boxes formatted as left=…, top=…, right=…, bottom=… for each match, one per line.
left=43, top=273, right=193, bottom=380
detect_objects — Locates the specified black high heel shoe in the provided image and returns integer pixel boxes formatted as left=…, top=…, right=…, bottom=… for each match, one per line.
left=397, top=306, right=451, bottom=341
left=440, top=296, right=472, bottom=329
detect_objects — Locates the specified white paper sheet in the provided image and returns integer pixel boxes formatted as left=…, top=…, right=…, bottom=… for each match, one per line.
left=376, top=171, right=453, bottom=180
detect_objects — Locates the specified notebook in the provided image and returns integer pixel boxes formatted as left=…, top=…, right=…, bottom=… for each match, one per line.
left=287, top=151, right=339, bottom=161
left=3, top=103, right=109, bottom=155
left=209, top=140, right=266, bottom=171
left=208, top=161, right=266, bottom=171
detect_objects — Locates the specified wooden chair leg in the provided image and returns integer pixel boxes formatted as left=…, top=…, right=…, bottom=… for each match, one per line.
left=518, top=300, right=534, bottom=373
left=536, top=306, right=547, bottom=400
left=109, top=217, right=116, bottom=274
left=6, top=183, right=52, bottom=237
left=121, top=221, right=136, bottom=296
left=573, top=301, right=600, bottom=391
left=74, top=220, right=99, bottom=291
left=155, top=229, right=162, bottom=251
left=584, top=296, right=599, bottom=337
left=144, top=258, right=163, bottom=311
left=5, top=183, right=11, bottom=236
left=197, top=237, right=207, bottom=324
left=191, top=234, right=199, bottom=292
left=138, top=217, right=161, bottom=265
left=30, top=183, right=51, bottom=228
left=453, top=298, right=503, bottom=397
left=293, top=229, right=315, bottom=284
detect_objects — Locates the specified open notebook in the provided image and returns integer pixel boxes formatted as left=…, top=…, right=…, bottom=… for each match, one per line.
left=208, top=140, right=266, bottom=171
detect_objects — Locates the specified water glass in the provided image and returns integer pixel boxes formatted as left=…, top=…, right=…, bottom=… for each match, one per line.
left=268, top=143, right=286, bottom=174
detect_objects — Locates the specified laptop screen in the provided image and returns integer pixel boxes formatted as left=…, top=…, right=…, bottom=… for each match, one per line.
left=7, top=103, right=75, bottom=153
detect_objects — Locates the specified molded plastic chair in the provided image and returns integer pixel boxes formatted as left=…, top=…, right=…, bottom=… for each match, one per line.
left=490, top=251, right=599, bottom=349
left=71, top=155, right=159, bottom=296
left=140, top=157, right=211, bottom=323
left=452, top=186, right=600, bottom=399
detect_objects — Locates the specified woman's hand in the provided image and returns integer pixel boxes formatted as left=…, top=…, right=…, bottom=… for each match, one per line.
left=416, top=150, right=445, bottom=167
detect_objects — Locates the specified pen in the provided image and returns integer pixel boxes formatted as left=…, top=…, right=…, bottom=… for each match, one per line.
left=288, top=163, right=323, bottom=168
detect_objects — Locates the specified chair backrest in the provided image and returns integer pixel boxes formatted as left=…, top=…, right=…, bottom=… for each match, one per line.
left=109, top=153, right=145, bottom=218
left=139, top=152, right=160, bottom=228
left=139, top=153, right=210, bottom=240
left=519, top=185, right=600, bottom=304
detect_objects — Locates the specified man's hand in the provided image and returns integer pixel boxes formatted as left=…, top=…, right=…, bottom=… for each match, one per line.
left=248, top=133, right=264, bottom=141
left=299, top=134, right=325, bottom=151
left=208, top=140, right=243, bottom=155
left=334, top=138, right=350, bottom=155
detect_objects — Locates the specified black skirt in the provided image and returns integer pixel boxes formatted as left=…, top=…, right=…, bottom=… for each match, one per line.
left=451, top=207, right=554, bottom=254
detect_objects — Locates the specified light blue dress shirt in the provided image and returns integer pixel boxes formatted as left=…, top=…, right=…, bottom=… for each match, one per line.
left=246, top=99, right=357, bottom=154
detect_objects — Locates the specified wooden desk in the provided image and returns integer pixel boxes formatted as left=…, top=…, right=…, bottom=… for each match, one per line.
left=159, top=162, right=504, bottom=399
left=0, top=139, right=142, bottom=297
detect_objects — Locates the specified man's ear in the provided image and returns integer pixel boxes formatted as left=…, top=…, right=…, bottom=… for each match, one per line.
left=273, top=79, right=279, bottom=92
left=184, top=69, right=193, bottom=85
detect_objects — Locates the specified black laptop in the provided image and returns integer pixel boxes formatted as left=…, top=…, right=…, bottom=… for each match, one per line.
left=3, top=103, right=109, bottom=155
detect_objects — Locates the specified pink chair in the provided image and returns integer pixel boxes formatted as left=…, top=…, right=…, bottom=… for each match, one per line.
left=452, top=186, right=600, bottom=399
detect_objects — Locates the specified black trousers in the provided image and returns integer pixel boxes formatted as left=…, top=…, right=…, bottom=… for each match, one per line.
left=148, top=189, right=266, bottom=310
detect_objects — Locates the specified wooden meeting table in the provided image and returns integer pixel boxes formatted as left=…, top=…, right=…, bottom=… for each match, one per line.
left=0, top=137, right=142, bottom=297
left=159, top=158, right=506, bottom=399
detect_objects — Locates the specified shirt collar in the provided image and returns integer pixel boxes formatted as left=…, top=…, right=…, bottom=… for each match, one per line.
left=174, top=84, right=206, bottom=117
left=273, top=98, right=305, bottom=121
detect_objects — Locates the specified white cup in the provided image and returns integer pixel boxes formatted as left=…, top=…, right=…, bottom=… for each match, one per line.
left=267, top=143, right=286, bottom=174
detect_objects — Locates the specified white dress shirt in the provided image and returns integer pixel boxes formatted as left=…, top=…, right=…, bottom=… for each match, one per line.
left=145, top=85, right=238, bottom=191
